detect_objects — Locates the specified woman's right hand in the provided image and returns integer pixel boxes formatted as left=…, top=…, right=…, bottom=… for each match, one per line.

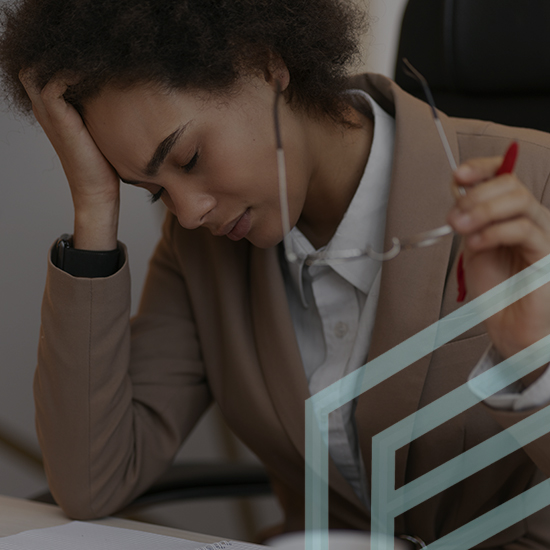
left=19, top=71, right=120, bottom=250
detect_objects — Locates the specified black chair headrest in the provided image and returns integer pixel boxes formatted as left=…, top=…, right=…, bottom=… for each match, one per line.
left=395, top=0, right=550, bottom=94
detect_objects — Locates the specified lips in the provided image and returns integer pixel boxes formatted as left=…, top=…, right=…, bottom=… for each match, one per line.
left=226, top=209, right=251, bottom=241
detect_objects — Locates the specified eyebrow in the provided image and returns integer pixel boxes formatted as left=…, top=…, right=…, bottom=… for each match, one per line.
left=144, top=123, right=189, bottom=177
left=117, top=121, right=191, bottom=185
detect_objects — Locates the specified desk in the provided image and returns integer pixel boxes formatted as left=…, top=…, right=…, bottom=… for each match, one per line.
left=0, top=494, right=221, bottom=543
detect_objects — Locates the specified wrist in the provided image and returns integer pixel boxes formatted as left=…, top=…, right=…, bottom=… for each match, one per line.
left=73, top=201, right=119, bottom=251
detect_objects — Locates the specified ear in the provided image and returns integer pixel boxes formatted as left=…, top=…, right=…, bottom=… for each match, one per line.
left=263, top=52, right=290, bottom=93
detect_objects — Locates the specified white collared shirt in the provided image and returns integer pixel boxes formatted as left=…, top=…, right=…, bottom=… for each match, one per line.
left=280, top=90, right=550, bottom=508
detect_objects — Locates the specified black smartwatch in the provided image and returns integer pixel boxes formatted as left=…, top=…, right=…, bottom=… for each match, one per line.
left=53, top=234, right=121, bottom=278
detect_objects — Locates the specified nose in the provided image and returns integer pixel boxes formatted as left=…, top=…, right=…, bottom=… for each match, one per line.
left=165, top=190, right=216, bottom=230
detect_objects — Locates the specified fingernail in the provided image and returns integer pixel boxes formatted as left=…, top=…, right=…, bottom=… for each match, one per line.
left=455, top=213, right=472, bottom=229
left=455, top=165, right=473, bottom=179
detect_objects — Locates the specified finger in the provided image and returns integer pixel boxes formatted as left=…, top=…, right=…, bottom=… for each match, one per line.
left=19, top=69, right=79, bottom=124
left=464, top=218, right=550, bottom=261
left=454, top=173, right=519, bottom=210
left=19, top=69, right=54, bottom=124
left=453, top=156, right=506, bottom=189
left=19, top=68, right=43, bottom=103
left=39, top=77, right=74, bottom=122
left=449, top=183, right=550, bottom=235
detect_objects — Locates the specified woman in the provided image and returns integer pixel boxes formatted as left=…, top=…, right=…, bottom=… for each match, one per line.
left=2, top=0, right=550, bottom=547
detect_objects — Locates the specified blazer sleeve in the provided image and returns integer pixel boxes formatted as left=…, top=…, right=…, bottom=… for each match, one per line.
left=34, top=215, right=212, bottom=519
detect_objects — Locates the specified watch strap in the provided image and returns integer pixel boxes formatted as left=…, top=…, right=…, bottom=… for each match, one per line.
left=53, top=234, right=121, bottom=278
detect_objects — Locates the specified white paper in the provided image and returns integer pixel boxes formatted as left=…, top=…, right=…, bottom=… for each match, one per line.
left=0, top=521, right=266, bottom=550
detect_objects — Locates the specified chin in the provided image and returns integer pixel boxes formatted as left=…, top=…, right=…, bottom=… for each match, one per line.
left=245, top=228, right=285, bottom=250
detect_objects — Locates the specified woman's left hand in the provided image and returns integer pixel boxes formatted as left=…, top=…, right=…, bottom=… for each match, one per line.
left=447, top=153, right=550, bottom=386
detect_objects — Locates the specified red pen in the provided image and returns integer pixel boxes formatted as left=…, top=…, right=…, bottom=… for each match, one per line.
left=456, top=142, right=519, bottom=302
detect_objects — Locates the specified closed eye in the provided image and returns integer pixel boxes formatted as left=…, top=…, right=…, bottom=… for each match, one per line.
left=149, top=188, right=165, bottom=203
left=182, top=152, right=199, bottom=173
left=149, top=152, right=197, bottom=203
left=129, top=152, right=197, bottom=204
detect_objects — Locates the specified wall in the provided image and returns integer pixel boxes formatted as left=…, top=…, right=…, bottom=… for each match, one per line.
left=361, top=0, right=409, bottom=77
left=0, top=0, right=407, bottom=541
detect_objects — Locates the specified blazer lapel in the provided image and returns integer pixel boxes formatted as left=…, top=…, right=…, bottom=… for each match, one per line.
left=249, top=245, right=309, bottom=454
left=249, top=246, right=366, bottom=514
left=354, top=76, right=461, bottom=527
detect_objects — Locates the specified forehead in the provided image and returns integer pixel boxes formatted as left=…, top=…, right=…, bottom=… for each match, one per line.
left=82, top=84, right=204, bottom=173
left=82, top=78, right=269, bottom=161
left=85, top=84, right=194, bottom=136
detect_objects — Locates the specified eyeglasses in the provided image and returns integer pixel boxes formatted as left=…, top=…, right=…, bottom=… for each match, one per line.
left=274, top=59, right=464, bottom=266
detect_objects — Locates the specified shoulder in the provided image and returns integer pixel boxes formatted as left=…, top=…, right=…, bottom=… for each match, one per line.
left=451, top=118, right=550, bottom=199
left=348, top=72, right=550, bottom=199
left=452, top=116, right=550, bottom=155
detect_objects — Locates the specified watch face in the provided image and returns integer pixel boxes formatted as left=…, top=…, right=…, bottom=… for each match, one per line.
left=59, top=233, right=72, bottom=247
left=55, top=234, right=72, bottom=268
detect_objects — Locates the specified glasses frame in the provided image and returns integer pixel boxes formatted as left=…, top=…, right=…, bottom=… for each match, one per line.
left=274, top=59, right=464, bottom=266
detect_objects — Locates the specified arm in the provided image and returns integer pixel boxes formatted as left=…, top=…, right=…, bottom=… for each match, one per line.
left=35, top=215, right=212, bottom=519
left=447, top=146, right=550, bottom=475
left=21, top=72, right=211, bottom=519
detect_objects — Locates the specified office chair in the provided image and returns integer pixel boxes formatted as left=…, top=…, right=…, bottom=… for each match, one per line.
left=394, top=0, right=550, bottom=132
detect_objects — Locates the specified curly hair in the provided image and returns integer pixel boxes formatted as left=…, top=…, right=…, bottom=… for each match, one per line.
left=0, top=0, right=368, bottom=122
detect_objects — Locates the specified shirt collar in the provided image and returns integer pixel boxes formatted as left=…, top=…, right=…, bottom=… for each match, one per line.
left=285, top=91, right=396, bottom=304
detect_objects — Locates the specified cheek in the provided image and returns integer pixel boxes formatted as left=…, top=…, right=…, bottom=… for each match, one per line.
left=207, top=129, right=276, bottom=185
left=160, top=192, right=176, bottom=214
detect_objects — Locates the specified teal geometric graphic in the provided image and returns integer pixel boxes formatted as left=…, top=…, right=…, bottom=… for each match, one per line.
left=305, top=253, right=550, bottom=550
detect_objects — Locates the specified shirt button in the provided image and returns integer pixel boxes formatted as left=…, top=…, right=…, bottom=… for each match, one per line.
left=334, top=321, right=349, bottom=338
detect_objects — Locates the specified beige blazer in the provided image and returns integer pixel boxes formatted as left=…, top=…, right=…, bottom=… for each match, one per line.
left=35, top=73, right=550, bottom=548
